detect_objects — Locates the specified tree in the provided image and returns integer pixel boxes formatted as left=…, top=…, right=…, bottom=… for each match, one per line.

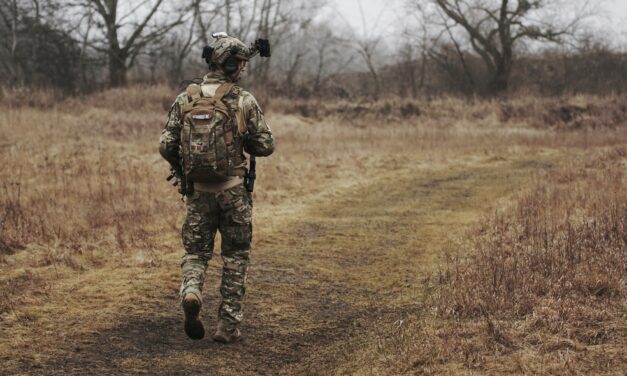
left=282, top=21, right=310, bottom=97
left=160, top=0, right=213, bottom=84
left=86, top=0, right=184, bottom=86
left=353, top=35, right=382, bottom=98
left=0, top=0, right=80, bottom=89
left=351, top=0, right=385, bottom=99
left=428, top=0, right=590, bottom=93
left=309, top=24, right=346, bottom=93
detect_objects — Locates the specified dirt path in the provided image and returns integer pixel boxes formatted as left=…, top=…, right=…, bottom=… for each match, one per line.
left=9, top=153, right=558, bottom=375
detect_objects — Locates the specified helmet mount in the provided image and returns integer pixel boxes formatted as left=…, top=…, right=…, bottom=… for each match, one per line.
left=202, top=33, right=271, bottom=70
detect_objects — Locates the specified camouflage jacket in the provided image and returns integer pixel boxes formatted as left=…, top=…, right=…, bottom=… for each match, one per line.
left=159, top=72, right=275, bottom=171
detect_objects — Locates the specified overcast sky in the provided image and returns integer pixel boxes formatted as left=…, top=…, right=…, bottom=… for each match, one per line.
left=331, top=0, right=627, bottom=45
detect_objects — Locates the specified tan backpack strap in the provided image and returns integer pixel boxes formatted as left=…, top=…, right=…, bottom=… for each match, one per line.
left=207, top=82, right=233, bottom=116
left=214, top=83, right=235, bottom=101
left=186, top=84, right=202, bottom=101
left=180, top=84, right=201, bottom=113
left=235, top=95, right=247, bottom=135
left=180, top=96, right=193, bottom=113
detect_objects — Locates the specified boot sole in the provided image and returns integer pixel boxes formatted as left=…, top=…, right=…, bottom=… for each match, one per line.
left=182, top=298, right=205, bottom=340
left=213, top=330, right=241, bottom=344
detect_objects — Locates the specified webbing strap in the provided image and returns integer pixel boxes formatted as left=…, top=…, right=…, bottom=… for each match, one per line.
left=233, top=95, right=246, bottom=167
left=186, top=84, right=202, bottom=101
left=214, top=83, right=235, bottom=101
left=235, top=95, right=247, bottom=134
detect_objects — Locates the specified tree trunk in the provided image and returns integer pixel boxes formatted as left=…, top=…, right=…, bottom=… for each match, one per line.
left=488, top=56, right=511, bottom=94
left=488, top=67, right=508, bottom=93
left=225, top=0, right=231, bottom=34
left=109, top=51, right=127, bottom=86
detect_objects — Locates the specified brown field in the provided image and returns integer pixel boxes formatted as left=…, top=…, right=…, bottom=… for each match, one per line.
left=0, top=87, right=625, bottom=375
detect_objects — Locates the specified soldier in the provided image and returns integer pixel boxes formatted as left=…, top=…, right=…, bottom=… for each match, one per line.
left=159, top=33, right=274, bottom=343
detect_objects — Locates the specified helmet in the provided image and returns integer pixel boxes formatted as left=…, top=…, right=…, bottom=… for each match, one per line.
left=203, top=33, right=250, bottom=66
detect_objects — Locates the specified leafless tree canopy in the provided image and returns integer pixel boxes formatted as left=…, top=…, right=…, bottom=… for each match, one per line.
left=426, top=0, right=594, bottom=93
left=0, top=0, right=625, bottom=96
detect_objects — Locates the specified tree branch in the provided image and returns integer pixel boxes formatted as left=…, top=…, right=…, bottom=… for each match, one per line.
left=121, top=0, right=164, bottom=52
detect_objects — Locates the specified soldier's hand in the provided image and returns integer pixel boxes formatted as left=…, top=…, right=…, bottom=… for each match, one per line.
left=177, top=178, right=186, bottom=194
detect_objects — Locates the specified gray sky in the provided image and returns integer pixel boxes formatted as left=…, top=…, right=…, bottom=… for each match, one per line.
left=331, top=0, right=627, bottom=43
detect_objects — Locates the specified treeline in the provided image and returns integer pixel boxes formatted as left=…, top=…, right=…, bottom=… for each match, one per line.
left=1, top=0, right=626, bottom=97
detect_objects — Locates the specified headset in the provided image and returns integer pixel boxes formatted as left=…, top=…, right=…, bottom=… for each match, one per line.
left=223, top=54, right=241, bottom=75
left=202, top=37, right=271, bottom=74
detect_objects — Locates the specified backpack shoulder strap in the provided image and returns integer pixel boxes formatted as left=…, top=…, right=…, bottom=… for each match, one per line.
left=235, top=94, right=247, bottom=134
left=214, top=83, right=235, bottom=101
left=186, top=83, right=202, bottom=101
left=180, top=84, right=201, bottom=113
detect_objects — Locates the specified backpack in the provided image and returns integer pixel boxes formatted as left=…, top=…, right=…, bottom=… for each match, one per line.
left=179, top=82, right=247, bottom=183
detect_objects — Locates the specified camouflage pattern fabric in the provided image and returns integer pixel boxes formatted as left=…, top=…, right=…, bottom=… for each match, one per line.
left=209, top=35, right=251, bottom=64
left=160, top=72, right=275, bottom=162
left=180, top=184, right=253, bottom=329
left=160, top=70, right=274, bottom=331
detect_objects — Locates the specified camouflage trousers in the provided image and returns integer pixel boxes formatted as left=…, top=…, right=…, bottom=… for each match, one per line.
left=179, top=183, right=252, bottom=330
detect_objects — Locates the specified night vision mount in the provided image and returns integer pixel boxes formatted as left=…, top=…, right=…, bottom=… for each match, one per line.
left=201, top=33, right=271, bottom=62
left=250, top=39, right=271, bottom=58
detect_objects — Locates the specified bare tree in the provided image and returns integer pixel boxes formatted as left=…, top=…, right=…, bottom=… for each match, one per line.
left=85, top=0, right=184, bottom=86
left=309, top=24, right=345, bottom=92
left=0, top=0, right=80, bottom=89
left=193, top=0, right=221, bottom=46
left=395, top=41, right=419, bottom=97
left=283, top=23, right=310, bottom=97
left=163, top=0, right=214, bottom=84
left=0, top=0, right=21, bottom=84
left=0, top=0, right=49, bottom=84
left=350, top=0, right=386, bottom=98
left=250, top=0, right=289, bottom=83
left=427, top=21, right=478, bottom=92
left=354, top=36, right=382, bottom=98
left=428, top=0, right=592, bottom=93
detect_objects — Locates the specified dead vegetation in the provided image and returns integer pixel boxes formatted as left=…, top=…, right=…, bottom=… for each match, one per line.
left=4, top=87, right=622, bottom=259
left=422, top=149, right=626, bottom=373
left=269, top=93, right=627, bottom=132
left=436, top=150, right=625, bottom=322
left=0, top=86, right=626, bottom=375
left=498, top=94, right=627, bottom=130
left=358, top=148, right=626, bottom=375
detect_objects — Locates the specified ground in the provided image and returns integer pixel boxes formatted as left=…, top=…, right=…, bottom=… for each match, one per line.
left=0, top=90, right=625, bottom=375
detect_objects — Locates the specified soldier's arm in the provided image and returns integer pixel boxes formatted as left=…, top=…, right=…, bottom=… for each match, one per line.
left=241, top=91, right=275, bottom=157
left=159, top=95, right=185, bottom=168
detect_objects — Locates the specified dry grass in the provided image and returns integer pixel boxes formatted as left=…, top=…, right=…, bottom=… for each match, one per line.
left=352, top=148, right=626, bottom=375
left=424, top=149, right=626, bottom=374
left=436, top=150, right=625, bottom=323
left=0, top=106, right=175, bottom=259
left=3, top=89, right=622, bottom=257
left=271, top=93, right=627, bottom=131
left=0, top=85, right=625, bottom=374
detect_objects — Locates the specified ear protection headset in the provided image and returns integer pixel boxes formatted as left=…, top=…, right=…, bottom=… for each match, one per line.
left=202, top=35, right=270, bottom=73
left=223, top=56, right=241, bottom=75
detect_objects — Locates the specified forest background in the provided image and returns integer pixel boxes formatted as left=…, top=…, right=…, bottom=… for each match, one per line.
left=1, top=0, right=627, bottom=97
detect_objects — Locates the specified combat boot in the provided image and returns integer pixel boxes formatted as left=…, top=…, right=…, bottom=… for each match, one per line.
left=212, top=321, right=241, bottom=344
left=182, top=293, right=205, bottom=340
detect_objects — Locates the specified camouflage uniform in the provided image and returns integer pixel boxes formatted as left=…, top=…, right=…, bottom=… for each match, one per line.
left=160, top=71, right=274, bottom=331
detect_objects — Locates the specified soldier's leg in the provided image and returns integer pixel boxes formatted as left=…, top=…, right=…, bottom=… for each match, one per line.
left=180, top=191, right=219, bottom=306
left=216, top=184, right=252, bottom=333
